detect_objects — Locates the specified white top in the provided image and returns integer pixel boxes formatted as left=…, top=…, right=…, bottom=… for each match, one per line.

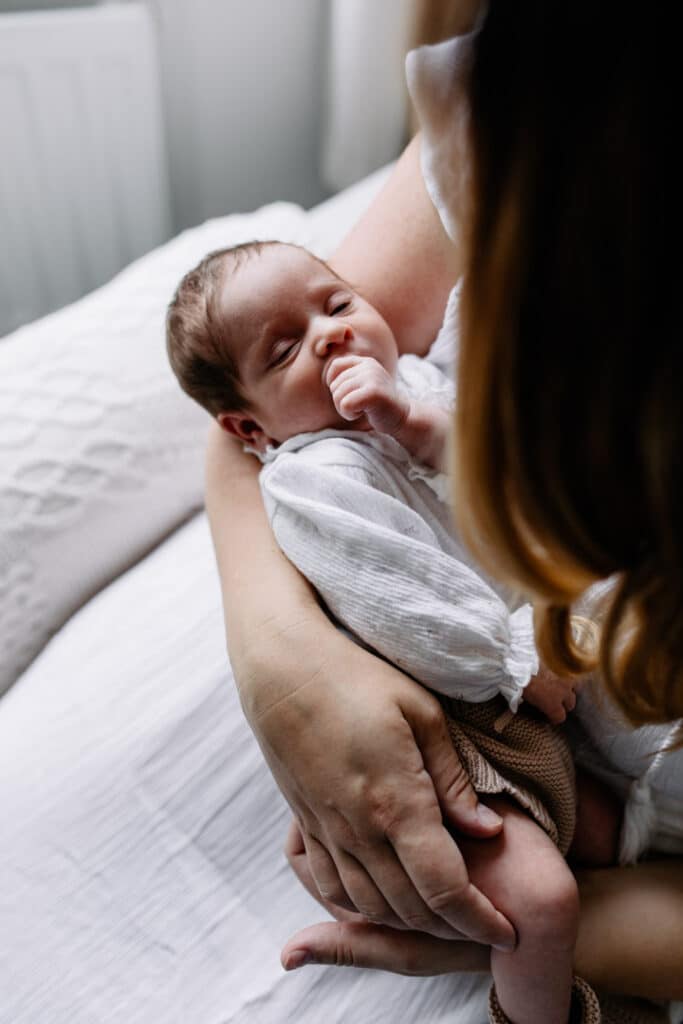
left=405, top=34, right=475, bottom=246
left=406, top=35, right=683, bottom=866
left=259, top=317, right=538, bottom=714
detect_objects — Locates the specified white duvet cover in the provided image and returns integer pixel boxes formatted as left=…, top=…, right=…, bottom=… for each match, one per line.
left=0, top=513, right=490, bottom=1023
left=0, top=171, right=491, bottom=1023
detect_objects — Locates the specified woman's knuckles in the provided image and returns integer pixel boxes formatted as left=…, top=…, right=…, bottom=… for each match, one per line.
left=317, top=885, right=349, bottom=906
left=400, top=910, right=437, bottom=932
left=423, top=879, right=471, bottom=916
left=353, top=903, right=390, bottom=924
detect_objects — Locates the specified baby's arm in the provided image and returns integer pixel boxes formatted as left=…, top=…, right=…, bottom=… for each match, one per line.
left=261, top=446, right=538, bottom=709
left=327, top=354, right=450, bottom=470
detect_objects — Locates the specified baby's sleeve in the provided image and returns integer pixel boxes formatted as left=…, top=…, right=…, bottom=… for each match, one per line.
left=260, top=444, right=537, bottom=709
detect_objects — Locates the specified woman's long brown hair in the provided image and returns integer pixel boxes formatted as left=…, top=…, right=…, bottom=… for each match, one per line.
left=455, top=2, right=683, bottom=726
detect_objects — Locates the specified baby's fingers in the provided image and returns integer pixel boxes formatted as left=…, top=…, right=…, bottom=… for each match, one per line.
left=325, top=355, right=365, bottom=388
left=328, top=366, right=366, bottom=400
left=336, top=387, right=385, bottom=423
left=330, top=377, right=373, bottom=422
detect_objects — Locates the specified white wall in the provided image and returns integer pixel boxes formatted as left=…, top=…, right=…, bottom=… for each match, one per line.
left=152, top=0, right=330, bottom=231
left=0, top=0, right=413, bottom=334
left=0, top=4, right=171, bottom=336
left=0, top=0, right=93, bottom=9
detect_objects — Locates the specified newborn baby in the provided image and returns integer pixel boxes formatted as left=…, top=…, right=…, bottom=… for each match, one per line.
left=167, top=240, right=621, bottom=1024
left=169, top=240, right=450, bottom=466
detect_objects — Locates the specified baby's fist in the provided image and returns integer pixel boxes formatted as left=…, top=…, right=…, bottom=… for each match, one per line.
left=523, top=666, right=579, bottom=725
left=326, top=355, right=409, bottom=434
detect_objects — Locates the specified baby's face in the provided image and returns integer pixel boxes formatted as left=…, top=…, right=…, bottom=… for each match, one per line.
left=217, top=245, right=399, bottom=447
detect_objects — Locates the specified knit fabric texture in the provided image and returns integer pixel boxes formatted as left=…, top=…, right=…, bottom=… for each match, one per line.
left=488, top=976, right=600, bottom=1023
left=445, top=695, right=576, bottom=855
left=488, top=973, right=669, bottom=1022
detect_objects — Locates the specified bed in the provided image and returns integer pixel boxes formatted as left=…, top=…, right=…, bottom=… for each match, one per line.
left=0, top=168, right=492, bottom=1023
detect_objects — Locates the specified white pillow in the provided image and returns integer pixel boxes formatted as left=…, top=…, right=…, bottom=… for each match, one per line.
left=0, top=164, right=393, bottom=696
left=0, top=202, right=316, bottom=695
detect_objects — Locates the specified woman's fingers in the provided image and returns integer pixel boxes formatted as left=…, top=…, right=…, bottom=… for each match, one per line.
left=331, top=847, right=414, bottom=929
left=399, top=694, right=517, bottom=951
left=411, top=696, right=505, bottom=839
left=307, top=837, right=408, bottom=929
left=333, top=845, right=466, bottom=939
left=389, top=819, right=516, bottom=951
left=281, top=921, right=491, bottom=976
left=299, top=830, right=359, bottom=916
left=285, top=820, right=365, bottom=923
left=286, top=821, right=479, bottom=941
left=289, top=819, right=459, bottom=936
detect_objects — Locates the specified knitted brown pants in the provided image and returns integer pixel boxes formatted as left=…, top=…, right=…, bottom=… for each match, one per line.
left=489, top=979, right=670, bottom=1023
left=443, top=694, right=576, bottom=853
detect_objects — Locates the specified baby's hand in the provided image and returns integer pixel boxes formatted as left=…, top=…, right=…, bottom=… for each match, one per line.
left=326, top=355, right=409, bottom=435
left=522, top=665, right=580, bottom=725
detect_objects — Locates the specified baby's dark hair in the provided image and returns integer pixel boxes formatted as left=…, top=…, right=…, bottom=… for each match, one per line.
left=166, top=240, right=278, bottom=417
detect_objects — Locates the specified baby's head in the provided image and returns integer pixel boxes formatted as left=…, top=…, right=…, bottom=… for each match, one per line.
left=166, top=241, right=398, bottom=451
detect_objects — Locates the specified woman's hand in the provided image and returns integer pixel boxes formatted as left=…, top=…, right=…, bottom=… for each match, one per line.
left=246, top=620, right=516, bottom=950
left=281, top=818, right=491, bottom=974
left=284, top=821, right=683, bottom=1005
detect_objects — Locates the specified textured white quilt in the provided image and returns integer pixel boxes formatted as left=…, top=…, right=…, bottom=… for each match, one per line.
left=0, top=171, right=491, bottom=1023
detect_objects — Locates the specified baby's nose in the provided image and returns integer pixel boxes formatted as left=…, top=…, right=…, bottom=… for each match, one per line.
left=315, top=324, right=352, bottom=357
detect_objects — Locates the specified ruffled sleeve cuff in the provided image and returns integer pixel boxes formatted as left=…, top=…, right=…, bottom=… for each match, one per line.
left=500, top=604, right=539, bottom=712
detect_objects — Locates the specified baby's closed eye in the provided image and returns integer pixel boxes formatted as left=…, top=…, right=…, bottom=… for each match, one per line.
left=327, top=292, right=353, bottom=316
left=270, top=339, right=300, bottom=367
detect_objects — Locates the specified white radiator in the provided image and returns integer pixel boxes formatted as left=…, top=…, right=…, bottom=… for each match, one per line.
left=0, top=3, right=171, bottom=339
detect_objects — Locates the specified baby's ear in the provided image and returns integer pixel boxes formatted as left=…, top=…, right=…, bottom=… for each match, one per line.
left=217, top=411, right=270, bottom=451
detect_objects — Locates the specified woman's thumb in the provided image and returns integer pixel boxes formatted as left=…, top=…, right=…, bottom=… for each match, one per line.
left=281, top=922, right=486, bottom=976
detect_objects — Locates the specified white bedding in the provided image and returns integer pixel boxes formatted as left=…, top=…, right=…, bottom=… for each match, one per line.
left=0, top=170, right=491, bottom=1023
left=0, top=512, right=490, bottom=1023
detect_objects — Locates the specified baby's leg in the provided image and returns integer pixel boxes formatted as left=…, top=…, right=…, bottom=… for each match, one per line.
left=457, top=795, right=579, bottom=1024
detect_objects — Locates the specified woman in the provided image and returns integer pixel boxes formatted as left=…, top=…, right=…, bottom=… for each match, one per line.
left=206, top=1, right=683, bottom=1014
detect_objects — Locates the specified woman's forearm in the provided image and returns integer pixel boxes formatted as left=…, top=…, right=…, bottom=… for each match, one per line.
left=204, top=422, right=329, bottom=719
left=574, top=858, right=683, bottom=1000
